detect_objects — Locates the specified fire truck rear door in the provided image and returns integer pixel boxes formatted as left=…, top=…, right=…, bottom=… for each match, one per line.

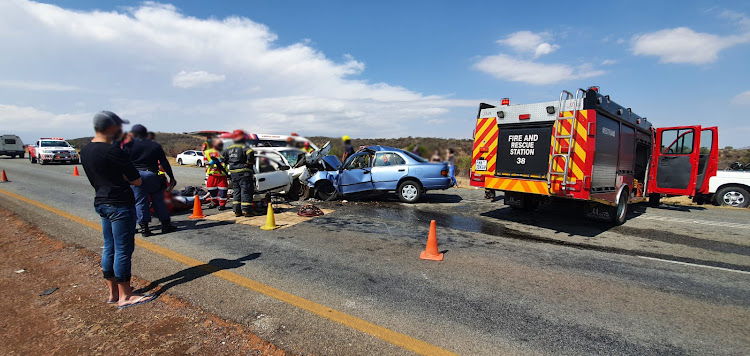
left=649, top=126, right=701, bottom=196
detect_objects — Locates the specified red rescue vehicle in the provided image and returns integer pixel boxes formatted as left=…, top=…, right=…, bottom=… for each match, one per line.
left=470, top=87, right=730, bottom=224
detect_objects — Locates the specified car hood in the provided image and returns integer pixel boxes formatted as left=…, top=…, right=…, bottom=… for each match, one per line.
left=321, top=155, right=342, bottom=170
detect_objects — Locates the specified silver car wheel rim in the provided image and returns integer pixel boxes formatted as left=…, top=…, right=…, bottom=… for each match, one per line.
left=402, top=184, right=418, bottom=201
left=722, top=191, right=744, bottom=206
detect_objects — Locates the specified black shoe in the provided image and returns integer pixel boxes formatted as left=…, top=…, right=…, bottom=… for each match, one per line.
left=242, top=211, right=256, bottom=217
left=161, top=222, right=177, bottom=234
left=218, top=205, right=228, bottom=211
left=207, top=203, right=219, bottom=209
left=139, top=224, right=152, bottom=237
left=234, top=210, right=243, bottom=217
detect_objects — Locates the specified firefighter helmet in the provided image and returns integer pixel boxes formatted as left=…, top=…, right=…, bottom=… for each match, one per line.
left=232, top=129, right=247, bottom=141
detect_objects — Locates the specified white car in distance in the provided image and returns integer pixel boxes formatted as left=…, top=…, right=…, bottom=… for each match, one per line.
left=176, top=150, right=207, bottom=167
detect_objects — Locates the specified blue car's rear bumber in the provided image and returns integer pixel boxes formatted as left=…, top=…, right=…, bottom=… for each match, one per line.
left=409, top=162, right=452, bottom=190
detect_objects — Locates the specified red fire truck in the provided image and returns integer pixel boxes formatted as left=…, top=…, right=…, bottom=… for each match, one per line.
left=470, top=87, right=740, bottom=224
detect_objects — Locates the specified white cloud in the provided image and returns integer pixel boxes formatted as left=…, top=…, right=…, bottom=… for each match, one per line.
left=0, top=80, right=79, bottom=91
left=601, top=59, right=617, bottom=65
left=172, top=71, right=226, bottom=88
left=0, top=104, right=89, bottom=137
left=0, top=0, right=476, bottom=140
left=731, top=91, right=750, bottom=105
left=474, top=54, right=605, bottom=85
left=476, top=31, right=604, bottom=85
left=497, top=31, right=559, bottom=58
left=632, top=26, right=750, bottom=64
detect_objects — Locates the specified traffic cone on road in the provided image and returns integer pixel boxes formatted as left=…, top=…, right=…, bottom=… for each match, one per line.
left=419, top=220, right=444, bottom=261
left=260, top=202, right=279, bottom=230
left=72, top=166, right=80, bottom=176
left=0, top=170, right=8, bottom=182
left=188, top=195, right=206, bottom=219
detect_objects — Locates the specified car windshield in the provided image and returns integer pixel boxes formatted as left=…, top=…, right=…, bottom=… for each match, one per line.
left=277, top=149, right=303, bottom=166
left=40, top=140, right=69, bottom=147
left=402, top=150, right=427, bottom=163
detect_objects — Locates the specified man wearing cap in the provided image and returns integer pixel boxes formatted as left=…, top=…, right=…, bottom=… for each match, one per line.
left=127, top=124, right=178, bottom=236
left=80, top=111, right=155, bottom=309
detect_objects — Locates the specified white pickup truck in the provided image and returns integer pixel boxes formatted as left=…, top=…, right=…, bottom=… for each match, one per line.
left=706, top=170, right=750, bottom=208
left=30, top=137, right=79, bottom=165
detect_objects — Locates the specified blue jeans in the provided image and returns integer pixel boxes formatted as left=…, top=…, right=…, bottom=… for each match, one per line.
left=449, top=165, right=457, bottom=186
left=131, top=171, right=170, bottom=225
left=95, top=204, right=137, bottom=282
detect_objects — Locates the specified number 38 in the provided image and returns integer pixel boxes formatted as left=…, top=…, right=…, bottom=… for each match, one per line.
left=516, top=157, right=526, bottom=165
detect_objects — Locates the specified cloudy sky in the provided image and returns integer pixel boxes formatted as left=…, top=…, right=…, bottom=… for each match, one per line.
left=1, top=0, right=749, bottom=147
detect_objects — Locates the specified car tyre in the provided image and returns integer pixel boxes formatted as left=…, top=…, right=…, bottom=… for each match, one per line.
left=714, top=186, right=750, bottom=208
left=19, top=153, right=24, bottom=159
left=315, top=180, right=337, bottom=201
left=609, top=188, right=629, bottom=225
left=289, top=180, right=310, bottom=201
left=196, top=160, right=203, bottom=167
left=39, top=158, right=46, bottom=165
left=397, top=180, right=422, bottom=203
left=177, top=158, right=183, bottom=165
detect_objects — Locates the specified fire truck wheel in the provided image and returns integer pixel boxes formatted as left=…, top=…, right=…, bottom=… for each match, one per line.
left=611, top=189, right=629, bottom=225
left=648, top=193, right=661, bottom=207
left=398, top=180, right=422, bottom=203
left=714, top=186, right=749, bottom=208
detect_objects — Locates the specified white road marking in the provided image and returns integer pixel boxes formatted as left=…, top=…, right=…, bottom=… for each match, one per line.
left=636, top=214, right=750, bottom=229
left=637, top=256, right=750, bottom=275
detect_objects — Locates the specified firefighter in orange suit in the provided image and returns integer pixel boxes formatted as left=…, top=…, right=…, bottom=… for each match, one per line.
left=204, top=139, right=229, bottom=210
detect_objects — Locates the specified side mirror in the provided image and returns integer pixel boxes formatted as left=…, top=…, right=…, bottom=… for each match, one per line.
left=280, top=165, right=291, bottom=171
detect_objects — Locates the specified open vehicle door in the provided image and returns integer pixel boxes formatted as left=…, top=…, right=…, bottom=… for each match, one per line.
left=254, top=157, right=292, bottom=194
left=338, top=152, right=374, bottom=194
left=695, top=127, right=719, bottom=194
left=648, top=126, right=701, bottom=196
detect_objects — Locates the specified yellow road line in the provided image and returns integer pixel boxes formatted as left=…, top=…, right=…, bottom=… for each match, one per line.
left=0, top=188, right=458, bottom=356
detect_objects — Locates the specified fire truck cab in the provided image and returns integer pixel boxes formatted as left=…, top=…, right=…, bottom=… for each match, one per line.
left=471, top=87, right=727, bottom=224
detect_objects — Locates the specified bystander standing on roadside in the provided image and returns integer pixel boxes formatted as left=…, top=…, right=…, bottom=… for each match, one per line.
left=342, top=135, right=355, bottom=162
left=446, top=148, right=457, bottom=187
left=147, top=131, right=156, bottom=141
left=430, top=149, right=441, bottom=162
left=80, top=110, right=155, bottom=309
left=127, top=124, right=177, bottom=236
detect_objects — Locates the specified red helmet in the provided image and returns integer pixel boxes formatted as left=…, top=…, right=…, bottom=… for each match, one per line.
left=232, top=129, right=247, bottom=141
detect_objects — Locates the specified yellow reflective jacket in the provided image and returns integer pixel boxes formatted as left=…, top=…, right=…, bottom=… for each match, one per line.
left=204, top=148, right=227, bottom=176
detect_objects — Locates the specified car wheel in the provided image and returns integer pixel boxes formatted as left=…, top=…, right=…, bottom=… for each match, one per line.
left=39, top=158, right=46, bottom=165
left=19, top=153, right=24, bottom=159
left=397, top=180, right=422, bottom=203
left=714, top=186, right=750, bottom=208
left=177, top=158, right=183, bottom=165
left=609, top=188, right=629, bottom=225
left=315, top=180, right=337, bottom=201
left=289, top=180, right=310, bottom=201
left=196, top=160, right=203, bottom=167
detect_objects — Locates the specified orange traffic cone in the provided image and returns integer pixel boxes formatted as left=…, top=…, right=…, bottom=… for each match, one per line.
left=72, top=166, right=80, bottom=176
left=260, top=202, right=279, bottom=230
left=188, top=194, right=205, bottom=219
left=0, top=170, right=8, bottom=182
left=420, top=220, right=444, bottom=261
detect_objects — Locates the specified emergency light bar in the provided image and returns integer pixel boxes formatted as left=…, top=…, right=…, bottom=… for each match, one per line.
left=501, top=98, right=510, bottom=106
left=41, top=137, right=64, bottom=140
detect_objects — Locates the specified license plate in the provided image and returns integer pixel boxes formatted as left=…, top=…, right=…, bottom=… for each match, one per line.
left=474, top=160, right=487, bottom=171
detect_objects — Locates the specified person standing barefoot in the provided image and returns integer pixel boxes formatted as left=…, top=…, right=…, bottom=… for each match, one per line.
left=80, top=111, right=156, bottom=309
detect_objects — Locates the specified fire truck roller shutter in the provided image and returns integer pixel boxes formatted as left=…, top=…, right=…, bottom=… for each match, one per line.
left=592, top=116, right=620, bottom=190
left=495, top=123, right=553, bottom=177
left=618, top=126, right=636, bottom=175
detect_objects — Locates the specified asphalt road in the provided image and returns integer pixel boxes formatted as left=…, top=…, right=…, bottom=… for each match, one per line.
left=1, top=157, right=749, bottom=355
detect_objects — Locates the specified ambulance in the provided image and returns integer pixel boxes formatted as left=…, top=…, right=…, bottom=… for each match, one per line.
left=471, top=87, right=748, bottom=224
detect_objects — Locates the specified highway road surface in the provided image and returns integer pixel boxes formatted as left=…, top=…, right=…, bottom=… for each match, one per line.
left=1, top=157, right=749, bottom=355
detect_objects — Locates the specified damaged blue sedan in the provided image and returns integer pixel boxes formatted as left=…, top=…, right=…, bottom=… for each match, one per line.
left=306, top=146, right=453, bottom=203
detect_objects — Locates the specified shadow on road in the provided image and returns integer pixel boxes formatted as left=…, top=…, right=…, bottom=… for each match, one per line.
left=135, top=252, right=261, bottom=295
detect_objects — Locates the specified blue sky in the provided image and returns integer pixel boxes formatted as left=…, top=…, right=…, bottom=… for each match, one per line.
left=1, top=0, right=749, bottom=147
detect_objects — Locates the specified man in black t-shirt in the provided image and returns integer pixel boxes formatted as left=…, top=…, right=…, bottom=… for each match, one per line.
left=80, top=110, right=155, bottom=309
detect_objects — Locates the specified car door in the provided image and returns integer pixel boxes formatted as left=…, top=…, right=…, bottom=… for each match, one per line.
left=254, top=157, right=292, bottom=193
left=371, top=152, right=408, bottom=190
left=648, top=126, right=701, bottom=196
left=338, top=152, right=374, bottom=194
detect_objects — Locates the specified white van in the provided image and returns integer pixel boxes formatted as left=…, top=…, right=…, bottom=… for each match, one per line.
left=0, top=134, right=25, bottom=158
